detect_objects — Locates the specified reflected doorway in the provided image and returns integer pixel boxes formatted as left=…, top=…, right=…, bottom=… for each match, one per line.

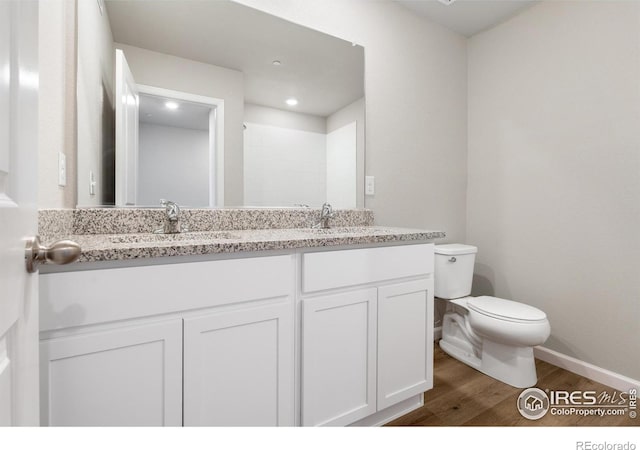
left=138, top=93, right=214, bottom=206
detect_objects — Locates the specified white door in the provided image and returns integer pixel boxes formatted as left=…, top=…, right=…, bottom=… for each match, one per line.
left=40, top=320, right=183, bottom=426
left=115, top=49, right=139, bottom=206
left=302, top=288, right=377, bottom=426
left=377, top=279, right=433, bottom=410
left=0, top=0, right=40, bottom=426
left=183, top=301, right=294, bottom=426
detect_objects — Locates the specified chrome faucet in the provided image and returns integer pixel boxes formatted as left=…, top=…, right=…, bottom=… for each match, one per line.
left=313, top=202, right=336, bottom=229
left=154, top=199, right=185, bottom=234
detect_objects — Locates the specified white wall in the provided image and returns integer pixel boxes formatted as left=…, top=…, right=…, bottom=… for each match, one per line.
left=327, top=98, right=365, bottom=207
left=244, top=103, right=359, bottom=208
left=116, top=44, right=245, bottom=206
left=467, top=2, right=640, bottom=379
left=236, top=0, right=468, bottom=239
left=38, top=0, right=76, bottom=208
left=137, top=123, right=209, bottom=207
left=326, top=122, right=357, bottom=208
left=76, top=0, right=114, bottom=206
left=244, top=103, right=325, bottom=134
left=244, top=123, right=326, bottom=207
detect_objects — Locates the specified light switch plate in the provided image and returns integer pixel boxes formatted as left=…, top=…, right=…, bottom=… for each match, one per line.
left=365, top=176, right=375, bottom=195
left=58, top=152, right=67, bottom=186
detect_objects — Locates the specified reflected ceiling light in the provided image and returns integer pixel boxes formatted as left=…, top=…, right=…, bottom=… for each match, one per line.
left=285, top=98, right=298, bottom=106
left=165, top=101, right=179, bottom=110
left=272, top=60, right=282, bottom=66
left=437, top=0, right=456, bottom=5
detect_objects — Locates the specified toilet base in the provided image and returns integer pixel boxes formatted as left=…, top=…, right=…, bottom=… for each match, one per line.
left=439, top=339, right=481, bottom=370
left=439, top=338, right=538, bottom=388
left=440, top=311, right=539, bottom=388
left=479, top=340, right=538, bottom=388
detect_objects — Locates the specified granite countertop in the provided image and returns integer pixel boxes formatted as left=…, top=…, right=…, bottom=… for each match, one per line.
left=43, top=226, right=446, bottom=263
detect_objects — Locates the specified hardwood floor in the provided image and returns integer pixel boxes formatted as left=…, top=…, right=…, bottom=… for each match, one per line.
left=387, top=347, right=638, bottom=426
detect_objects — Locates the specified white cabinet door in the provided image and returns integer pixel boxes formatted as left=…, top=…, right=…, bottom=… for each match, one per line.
left=302, top=288, right=377, bottom=426
left=377, top=279, right=433, bottom=410
left=183, top=300, right=294, bottom=426
left=40, top=319, right=183, bottom=426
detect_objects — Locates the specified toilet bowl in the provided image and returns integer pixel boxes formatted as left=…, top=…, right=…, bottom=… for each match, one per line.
left=435, top=244, right=550, bottom=388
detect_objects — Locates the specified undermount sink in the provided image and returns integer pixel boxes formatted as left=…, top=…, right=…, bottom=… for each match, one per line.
left=103, top=227, right=399, bottom=246
left=298, top=227, right=390, bottom=235
left=108, top=231, right=241, bottom=244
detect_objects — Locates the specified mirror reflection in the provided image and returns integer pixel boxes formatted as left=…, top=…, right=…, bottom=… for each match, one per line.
left=77, top=0, right=365, bottom=208
left=137, top=91, right=216, bottom=207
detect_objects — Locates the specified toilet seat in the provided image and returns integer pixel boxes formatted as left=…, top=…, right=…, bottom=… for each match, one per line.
left=467, top=296, right=547, bottom=323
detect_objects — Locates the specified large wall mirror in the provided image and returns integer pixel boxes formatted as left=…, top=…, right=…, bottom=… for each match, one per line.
left=77, top=0, right=365, bottom=208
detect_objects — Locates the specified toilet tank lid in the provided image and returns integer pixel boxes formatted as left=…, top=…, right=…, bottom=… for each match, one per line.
left=435, top=244, right=478, bottom=256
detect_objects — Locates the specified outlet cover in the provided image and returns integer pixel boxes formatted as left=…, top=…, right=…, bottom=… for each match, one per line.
left=365, top=176, right=375, bottom=195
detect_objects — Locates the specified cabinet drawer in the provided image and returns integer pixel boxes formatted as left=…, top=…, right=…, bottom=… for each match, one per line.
left=302, top=244, right=433, bottom=293
left=40, top=254, right=294, bottom=331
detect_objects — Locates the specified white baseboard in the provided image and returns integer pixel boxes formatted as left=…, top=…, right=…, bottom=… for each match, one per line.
left=434, top=325, right=442, bottom=341
left=534, top=346, right=640, bottom=392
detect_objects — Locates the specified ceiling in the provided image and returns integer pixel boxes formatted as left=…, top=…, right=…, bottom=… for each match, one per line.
left=105, top=0, right=364, bottom=118
left=139, top=94, right=211, bottom=131
left=395, top=0, right=538, bottom=37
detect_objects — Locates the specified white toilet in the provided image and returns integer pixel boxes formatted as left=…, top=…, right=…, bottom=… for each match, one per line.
left=435, top=244, right=550, bottom=388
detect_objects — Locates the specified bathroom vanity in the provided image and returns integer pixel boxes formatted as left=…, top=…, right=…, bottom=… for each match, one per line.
left=37, top=209, right=443, bottom=427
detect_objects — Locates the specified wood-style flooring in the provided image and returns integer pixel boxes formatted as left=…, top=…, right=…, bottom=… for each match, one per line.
left=387, top=347, right=638, bottom=426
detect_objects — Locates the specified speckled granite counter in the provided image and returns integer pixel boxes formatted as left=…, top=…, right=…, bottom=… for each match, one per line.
left=39, top=207, right=375, bottom=235
left=38, top=208, right=445, bottom=264
left=42, top=226, right=445, bottom=263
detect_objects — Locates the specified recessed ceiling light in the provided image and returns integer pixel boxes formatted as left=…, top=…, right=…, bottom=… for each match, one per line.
left=437, top=0, right=456, bottom=5
left=165, top=101, right=179, bottom=110
left=285, top=98, right=298, bottom=106
left=272, top=60, right=282, bottom=66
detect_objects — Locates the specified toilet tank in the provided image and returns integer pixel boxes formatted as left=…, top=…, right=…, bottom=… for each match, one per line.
left=434, top=244, right=478, bottom=299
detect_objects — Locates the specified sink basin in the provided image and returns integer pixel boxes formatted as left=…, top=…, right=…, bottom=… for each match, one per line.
left=107, top=231, right=241, bottom=244
left=102, top=227, right=399, bottom=246
left=297, top=227, right=394, bottom=235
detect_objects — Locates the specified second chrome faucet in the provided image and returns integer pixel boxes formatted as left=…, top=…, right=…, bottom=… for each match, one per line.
left=155, top=199, right=186, bottom=234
